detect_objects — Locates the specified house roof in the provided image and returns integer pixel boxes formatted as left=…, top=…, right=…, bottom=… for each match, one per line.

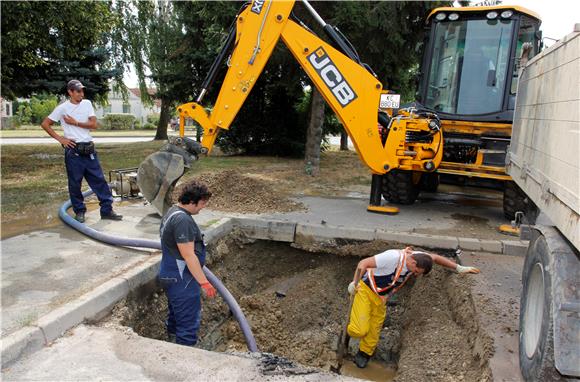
left=128, top=87, right=161, bottom=108
left=129, top=88, right=156, bottom=98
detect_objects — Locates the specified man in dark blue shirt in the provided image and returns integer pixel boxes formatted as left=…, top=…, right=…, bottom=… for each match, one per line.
left=159, top=180, right=216, bottom=346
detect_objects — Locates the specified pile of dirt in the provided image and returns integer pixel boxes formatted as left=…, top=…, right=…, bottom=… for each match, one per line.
left=174, top=170, right=305, bottom=214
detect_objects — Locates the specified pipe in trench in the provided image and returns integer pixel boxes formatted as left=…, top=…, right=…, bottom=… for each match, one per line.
left=59, top=190, right=258, bottom=352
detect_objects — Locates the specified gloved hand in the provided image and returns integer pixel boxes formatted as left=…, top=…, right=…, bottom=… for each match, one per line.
left=456, top=264, right=480, bottom=274
left=200, top=281, right=217, bottom=298
left=348, top=281, right=356, bottom=295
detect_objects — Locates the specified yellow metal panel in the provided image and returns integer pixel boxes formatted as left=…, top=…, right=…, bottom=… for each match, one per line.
left=438, top=161, right=512, bottom=180
left=441, top=120, right=512, bottom=136
left=280, top=19, right=390, bottom=174
left=210, top=1, right=295, bottom=131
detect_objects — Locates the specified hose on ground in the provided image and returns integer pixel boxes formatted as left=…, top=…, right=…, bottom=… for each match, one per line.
left=59, top=190, right=258, bottom=352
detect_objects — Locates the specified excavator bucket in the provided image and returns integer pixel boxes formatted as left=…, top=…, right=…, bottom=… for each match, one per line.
left=137, top=137, right=202, bottom=216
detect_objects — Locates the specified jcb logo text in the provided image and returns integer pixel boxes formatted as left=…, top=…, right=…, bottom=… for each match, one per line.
left=251, top=0, right=265, bottom=14
left=308, top=47, right=357, bottom=107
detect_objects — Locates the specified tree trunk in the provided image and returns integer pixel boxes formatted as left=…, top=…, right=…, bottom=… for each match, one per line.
left=154, top=98, right=171, bottom=140
left=340, top=130, right=349, bottom=151
left=304, top=89, right=325, bottom=176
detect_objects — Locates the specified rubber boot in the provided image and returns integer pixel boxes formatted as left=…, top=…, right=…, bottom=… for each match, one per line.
left=354, top=350, right=371, bottom=368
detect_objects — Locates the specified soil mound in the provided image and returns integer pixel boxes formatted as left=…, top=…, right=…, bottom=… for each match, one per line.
left=175, top=170, right=305, bottom=214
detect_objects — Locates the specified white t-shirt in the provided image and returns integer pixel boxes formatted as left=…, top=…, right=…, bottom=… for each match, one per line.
left=362, top=249, right=412, bottom=296
left=48, top=100, right=96, bottom=143
left=373, top=249, right=409, bottom=276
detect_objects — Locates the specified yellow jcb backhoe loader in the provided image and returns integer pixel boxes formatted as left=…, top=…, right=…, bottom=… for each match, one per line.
left=137, top=0, right=541, bottom=220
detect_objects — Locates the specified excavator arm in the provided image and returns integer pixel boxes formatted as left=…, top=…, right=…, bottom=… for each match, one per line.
left=179, top=0, right=392, bottom=173
left=139, top=0, right=443, bottom=215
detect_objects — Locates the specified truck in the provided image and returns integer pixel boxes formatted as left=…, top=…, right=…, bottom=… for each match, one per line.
left=507, top=25, right=579, bottom=381
left=137, top=1, right=543, bottom=218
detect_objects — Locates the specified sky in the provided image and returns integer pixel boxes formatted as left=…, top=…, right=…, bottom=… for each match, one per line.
left=123, top=0, right=579, bottom=87
left=508, top=0, right=579, bottom=43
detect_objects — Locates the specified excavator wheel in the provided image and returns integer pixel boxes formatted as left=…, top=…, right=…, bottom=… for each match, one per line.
left=503, top=181, right=539, bottom=224
left=381, top=170, right=420, bottom=205
left=419, top=172, right=440, bottom=193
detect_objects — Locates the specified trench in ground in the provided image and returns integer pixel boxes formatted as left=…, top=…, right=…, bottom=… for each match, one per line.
left=104, top=233, right=493, bottom=381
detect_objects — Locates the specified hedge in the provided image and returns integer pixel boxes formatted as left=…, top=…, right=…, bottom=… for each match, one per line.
left=102, top=113, right=136, bottom=130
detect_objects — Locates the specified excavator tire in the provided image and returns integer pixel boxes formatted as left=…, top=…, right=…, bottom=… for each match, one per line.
left=419, top=172, right=439, bottom=193
left=503, top=181, right=539, bottom=223
left=381, top=170, right=420, bottom=205
left=137, top=152, right=186, bottom=216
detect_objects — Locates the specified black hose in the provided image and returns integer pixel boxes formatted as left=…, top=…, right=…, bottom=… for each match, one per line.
left=59, top=190, right=258, bottom=352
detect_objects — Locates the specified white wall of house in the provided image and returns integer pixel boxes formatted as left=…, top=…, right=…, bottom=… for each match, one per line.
left=94, top=84, right=160, bottom=124
left=1, top=98, right=13, bottom=117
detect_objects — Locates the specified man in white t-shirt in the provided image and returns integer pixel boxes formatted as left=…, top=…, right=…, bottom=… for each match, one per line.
left=346, top=246, right=479, bottom=368
left=41, top=80, right=122, bottom=223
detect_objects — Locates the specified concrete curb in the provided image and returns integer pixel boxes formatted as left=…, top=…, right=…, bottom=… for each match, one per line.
left=2, top=217, right=528, bottom=367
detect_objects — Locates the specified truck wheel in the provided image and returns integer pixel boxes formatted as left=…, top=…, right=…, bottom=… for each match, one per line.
left=419, top=172, right=439, bottom=193
left=503, top=181, right=538, bottom=223
left=382, top=170, right=420, bottom=205
left=519, top=233, right=564, bottom=381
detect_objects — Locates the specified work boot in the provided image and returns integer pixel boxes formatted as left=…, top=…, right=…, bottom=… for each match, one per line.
left=101, top=211, right=123, bottom=221
left=354, top=350, right=371, bottom=368
left=74, top=211, right=85, bottom=223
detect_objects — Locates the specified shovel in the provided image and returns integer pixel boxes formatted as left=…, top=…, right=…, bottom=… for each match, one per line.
left=333, top=269, right=362, bottom=373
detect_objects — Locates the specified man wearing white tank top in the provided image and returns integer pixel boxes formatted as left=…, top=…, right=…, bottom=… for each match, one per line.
left=346, top=246, right=479, bottom=368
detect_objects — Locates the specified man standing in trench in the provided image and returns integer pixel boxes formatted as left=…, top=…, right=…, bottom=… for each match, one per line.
left=346, top=247, right=480, bottom=368
left=41, top=79, right=122, bottom=223
left=159, top=180, right=217, bottom=346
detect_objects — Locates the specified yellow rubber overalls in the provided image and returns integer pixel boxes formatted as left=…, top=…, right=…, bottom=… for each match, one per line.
left=347, top=251, right=411, bottom=356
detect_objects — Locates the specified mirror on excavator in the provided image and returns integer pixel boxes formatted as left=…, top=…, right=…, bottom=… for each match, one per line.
left=136, top=136, right=202, bottom=216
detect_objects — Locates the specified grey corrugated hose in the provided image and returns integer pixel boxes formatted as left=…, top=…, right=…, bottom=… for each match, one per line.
left=59, top=189, right=258, bottom=352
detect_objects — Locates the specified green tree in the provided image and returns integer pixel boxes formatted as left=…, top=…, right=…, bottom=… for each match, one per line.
left=30, top=94, right=59, bottom=124
left=1, top=1, right=119, bottom=101
left=114, top=0, right=213, bottom=140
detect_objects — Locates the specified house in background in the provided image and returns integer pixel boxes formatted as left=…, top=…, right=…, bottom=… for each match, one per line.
left=94, top=83, right=161, bottom=124
left=1, top=97, right=14, bottom=129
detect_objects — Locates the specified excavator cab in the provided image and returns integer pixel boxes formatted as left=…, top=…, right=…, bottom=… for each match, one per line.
left=418, top=6, right=542, bottom=122
left=383, top=5, right=542, bottom=220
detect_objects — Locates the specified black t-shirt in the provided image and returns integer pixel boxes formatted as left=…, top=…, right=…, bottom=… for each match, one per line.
left=160, top=205, right=203, bottom=260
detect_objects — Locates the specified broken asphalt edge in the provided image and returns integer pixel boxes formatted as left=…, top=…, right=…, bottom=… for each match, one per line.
left=1, top=217, right=527, bottom=367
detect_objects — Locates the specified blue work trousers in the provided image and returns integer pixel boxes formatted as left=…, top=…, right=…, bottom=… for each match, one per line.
left=161, top=275, right=202, bottom=346
left=64, top=148, right=113, bottom=215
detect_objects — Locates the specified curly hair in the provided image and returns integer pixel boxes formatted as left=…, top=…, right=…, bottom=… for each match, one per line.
left=178, top=180, right=212, bottom=205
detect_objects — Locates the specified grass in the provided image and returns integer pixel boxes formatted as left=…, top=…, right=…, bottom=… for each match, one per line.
left=1, top=141, right=165, bottom=228
left=1, top=143, right=371, bottom=237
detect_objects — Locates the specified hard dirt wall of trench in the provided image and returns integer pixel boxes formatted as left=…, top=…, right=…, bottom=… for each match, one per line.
left=103, top=231, right=493, bottom=381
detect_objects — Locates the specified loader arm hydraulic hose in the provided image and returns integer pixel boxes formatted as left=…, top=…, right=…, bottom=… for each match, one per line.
left=58, top=190, right=258, bottom=353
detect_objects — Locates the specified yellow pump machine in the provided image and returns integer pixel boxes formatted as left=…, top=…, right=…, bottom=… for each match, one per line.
left=137, top=0, right=541, bottom=218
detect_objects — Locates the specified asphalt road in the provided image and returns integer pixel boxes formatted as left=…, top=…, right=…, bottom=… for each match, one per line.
left=0, top=135, right=353, bottom=146
left=0, top=137, right=154, bottom=145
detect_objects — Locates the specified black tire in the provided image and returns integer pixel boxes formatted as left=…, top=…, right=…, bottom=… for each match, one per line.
left=419, top=172, right=439, bottom=193
left=519, top=232, right=564, bottom=381
left=503, top=181, right=539, bottom=223
left=381, top=170, right=420, bottom=205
